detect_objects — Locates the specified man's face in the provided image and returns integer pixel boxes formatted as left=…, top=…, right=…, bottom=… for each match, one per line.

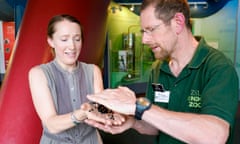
left=140, top=6, right=177, bottom=60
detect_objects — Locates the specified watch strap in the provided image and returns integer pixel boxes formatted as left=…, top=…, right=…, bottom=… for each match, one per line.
left=135, top=100, right=151, bottom=120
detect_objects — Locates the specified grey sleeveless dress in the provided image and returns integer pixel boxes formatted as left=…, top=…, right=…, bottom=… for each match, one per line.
left=39, top=60, right=102, bottom=144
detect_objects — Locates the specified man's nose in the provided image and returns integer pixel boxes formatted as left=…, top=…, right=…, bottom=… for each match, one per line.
left=141, top=33, right=152, bottom=44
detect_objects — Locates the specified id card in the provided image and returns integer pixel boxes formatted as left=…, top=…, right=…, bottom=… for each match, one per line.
left=154, top=91, right=170, bottom=103
left=152, top=83, right=170, bottom=103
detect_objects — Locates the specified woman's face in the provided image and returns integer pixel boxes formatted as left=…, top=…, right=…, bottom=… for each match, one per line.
left=48, top=20, right=82, bottom=68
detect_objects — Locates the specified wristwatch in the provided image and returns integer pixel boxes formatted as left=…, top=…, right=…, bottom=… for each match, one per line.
left=135, top=97, right=152, bottom=120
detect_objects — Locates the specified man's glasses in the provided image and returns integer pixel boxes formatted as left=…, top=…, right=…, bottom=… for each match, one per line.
left=140, top=24, right=161, bottom=35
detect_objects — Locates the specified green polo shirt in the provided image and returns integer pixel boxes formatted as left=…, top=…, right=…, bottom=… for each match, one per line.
left=146, top=38, right=239, bottom=144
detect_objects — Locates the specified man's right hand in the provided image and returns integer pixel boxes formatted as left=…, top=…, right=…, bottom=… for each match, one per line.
left=85, top=116, right=136, bottom=134
left=87, top=86, right=137, bottom=115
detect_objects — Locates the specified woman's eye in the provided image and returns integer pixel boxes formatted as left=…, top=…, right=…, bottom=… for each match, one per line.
left=61, top=38, right=68, bottom=42
left=75, top=38, right=81, bottom=41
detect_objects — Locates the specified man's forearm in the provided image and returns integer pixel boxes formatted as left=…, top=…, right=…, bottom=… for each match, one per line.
left=142, top=105, right=229, bottom=144
left=132, top=118, right=159, bottom=135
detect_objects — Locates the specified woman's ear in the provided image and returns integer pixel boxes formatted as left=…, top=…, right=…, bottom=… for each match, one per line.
left=47, top=37, right=54, bottom=48
left=173, top=12, right=185, bottom=35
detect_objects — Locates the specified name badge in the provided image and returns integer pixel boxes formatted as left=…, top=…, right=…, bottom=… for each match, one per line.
left=152, top=83, right=170, bottom=103
left=154, top=91, right=170, bottom=103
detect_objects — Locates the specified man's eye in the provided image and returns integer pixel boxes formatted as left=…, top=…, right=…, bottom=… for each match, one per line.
left=148, top=28, right=154, bottom=32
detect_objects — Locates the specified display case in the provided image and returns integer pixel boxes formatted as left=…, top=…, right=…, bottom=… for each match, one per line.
left=104, top=2, right=155, bottom=94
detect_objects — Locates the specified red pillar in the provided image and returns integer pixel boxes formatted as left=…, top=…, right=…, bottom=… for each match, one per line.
left=0, top=0, right=110, bottom=143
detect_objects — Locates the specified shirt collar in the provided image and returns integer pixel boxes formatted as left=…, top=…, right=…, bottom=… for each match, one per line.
left=188, top=37, right=210, bottom=69
left=160, top=37, right=210, bottom=72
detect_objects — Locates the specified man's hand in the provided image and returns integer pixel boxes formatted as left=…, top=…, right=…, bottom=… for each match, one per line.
left=85, top=116, right=136, bottom=134
left=87, top=86, right=136, bottom=115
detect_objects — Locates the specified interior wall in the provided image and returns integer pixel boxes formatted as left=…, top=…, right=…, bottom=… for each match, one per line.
left=192, top=0, right=240, bottom=98
left=236, top=0, right=240, bottom=98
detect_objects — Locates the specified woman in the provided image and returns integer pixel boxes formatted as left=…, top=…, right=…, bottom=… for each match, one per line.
left=28, top=14, right=122, bottom=144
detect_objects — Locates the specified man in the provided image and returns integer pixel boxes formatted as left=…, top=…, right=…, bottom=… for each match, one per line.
left=86, top=0, right=239, bottom=143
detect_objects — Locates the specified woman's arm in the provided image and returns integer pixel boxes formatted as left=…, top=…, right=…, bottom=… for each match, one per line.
left=28, top=66, right=82, bottom=133
left=29, top=66, right=108, bottom=134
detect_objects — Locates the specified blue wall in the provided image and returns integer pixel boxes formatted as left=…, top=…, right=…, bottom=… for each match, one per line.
left=192, top=0, right=239, bottom=97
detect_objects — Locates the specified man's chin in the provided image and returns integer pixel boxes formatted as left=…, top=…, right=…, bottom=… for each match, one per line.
left=154, top=55, right=166, bottom=61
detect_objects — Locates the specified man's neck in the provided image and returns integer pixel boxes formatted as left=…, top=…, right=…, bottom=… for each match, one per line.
left=169, top=34, right=199, bottom=77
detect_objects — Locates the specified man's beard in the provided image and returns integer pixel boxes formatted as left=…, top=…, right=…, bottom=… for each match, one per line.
left=154, top=48, right=170, bottom=61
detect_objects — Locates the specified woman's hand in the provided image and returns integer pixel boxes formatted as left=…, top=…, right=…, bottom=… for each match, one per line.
left=81, top=102, right=125, bottom=125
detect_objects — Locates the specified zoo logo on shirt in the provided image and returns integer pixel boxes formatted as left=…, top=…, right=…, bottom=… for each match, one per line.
left=188, top=89, right=201, bottom=108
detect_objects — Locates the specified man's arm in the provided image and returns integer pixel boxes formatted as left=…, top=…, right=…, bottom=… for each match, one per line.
left=85, top=116, right=159, bottom=135
left=87, top=86, right=230, bottom=144
left=142, top=105, right=229, bottom=144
